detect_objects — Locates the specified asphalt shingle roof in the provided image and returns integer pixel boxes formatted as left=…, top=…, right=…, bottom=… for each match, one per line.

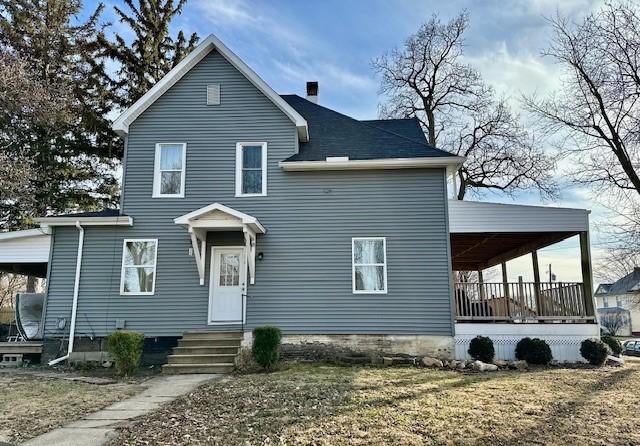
left=603, top=268, right=640, bottom=295
left=280, top=95, right=455, bottom=162
left=51, top=209, right=121, bottom=218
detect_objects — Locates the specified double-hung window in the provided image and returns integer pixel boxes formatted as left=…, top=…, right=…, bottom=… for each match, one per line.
left=153, top=143, right=186, bottom=197
left=352, top=237, right=387, bottom=294
left=120, top=239, right=158, bottom=295
left=236, top=142, right=267, bottom=196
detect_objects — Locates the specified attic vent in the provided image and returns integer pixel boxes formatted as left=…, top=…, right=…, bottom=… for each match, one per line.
left=206, top=84, right=220, bottom=105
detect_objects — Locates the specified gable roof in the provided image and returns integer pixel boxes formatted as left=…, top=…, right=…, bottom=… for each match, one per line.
left=595, top=283, right=613, bottom=295
left=280, top=95, right=457, bottom=162
left=174, top=202, right=266, bottom=234
left=603, top=268, right=640, bottom=295
left=112, top=34, right=309, bottom=142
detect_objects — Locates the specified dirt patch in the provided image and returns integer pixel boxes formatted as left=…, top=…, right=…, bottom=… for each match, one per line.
left=113, top=363, right=640, bottom=446
left=0, top=373, right=144, bottom=443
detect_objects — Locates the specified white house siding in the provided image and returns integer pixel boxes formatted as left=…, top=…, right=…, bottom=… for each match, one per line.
left=596, top=294, right=640, bottom=335
left=0, top=230, right=50, bottom=263
left=448, top=200, right=589, bottom=233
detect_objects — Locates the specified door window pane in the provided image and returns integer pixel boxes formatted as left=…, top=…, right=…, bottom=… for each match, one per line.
left=219, top=254, right=240, bottom=287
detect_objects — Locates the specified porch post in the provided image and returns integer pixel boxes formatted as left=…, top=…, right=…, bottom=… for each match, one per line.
left=501, top=262, right=511, bottom=319
left=532, top=250, right=542, bottom=316
left=478, top=269, right=485, bottom=301
left=580, top=231, right=595, bottom=317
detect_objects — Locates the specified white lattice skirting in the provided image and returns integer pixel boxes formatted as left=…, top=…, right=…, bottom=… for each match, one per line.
left=454, top=323, right=600, bottom=363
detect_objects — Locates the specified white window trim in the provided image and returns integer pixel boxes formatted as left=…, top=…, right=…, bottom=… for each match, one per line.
left=153, top=143, right=186, bottom=198
left=235, top=142, right=267, bottom=197
left=352, top=237, right=388, bottom=295
left=120, top=238, right=159, bottom=296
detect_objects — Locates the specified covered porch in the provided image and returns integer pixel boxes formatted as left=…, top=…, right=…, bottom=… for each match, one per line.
left=448, top=200, right=596, bottom=324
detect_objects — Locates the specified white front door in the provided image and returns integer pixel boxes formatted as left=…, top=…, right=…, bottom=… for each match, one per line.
left=209, top=247, right=245, bottom=324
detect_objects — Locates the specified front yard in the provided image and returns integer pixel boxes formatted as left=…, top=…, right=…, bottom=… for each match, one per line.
left=114, top=363, right=640, bottom=446
left=0, top=371, right=144, bottom=443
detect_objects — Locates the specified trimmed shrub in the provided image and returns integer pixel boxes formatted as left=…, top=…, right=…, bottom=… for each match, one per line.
left=106, top=330, right=145, bottom=377
left=515, top=337, right=552, bottom=365
left=515, top=337, right=534, bottom=361
left=580, top=338, right=611, bottom=366
left=601, top=335, right=622, bottom=356
left=468, top=335, right=495, bottom=363
left=252, top=326, right=282, bottom=370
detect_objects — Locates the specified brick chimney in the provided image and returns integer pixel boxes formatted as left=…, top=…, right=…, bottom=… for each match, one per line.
left=306, top=81, right=318, bottom=104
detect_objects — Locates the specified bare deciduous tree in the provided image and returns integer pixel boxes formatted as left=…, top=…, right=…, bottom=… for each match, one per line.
left=373, top=11, right=557, bottom=200
left=0, top=273, right=25, bottom=309
left=600, top=310, right=630, bottom=336
left=526, top=2, right=640, bottom=195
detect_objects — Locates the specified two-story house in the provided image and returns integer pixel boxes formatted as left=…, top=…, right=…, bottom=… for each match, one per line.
left=0, top=35, right=600, bottom=370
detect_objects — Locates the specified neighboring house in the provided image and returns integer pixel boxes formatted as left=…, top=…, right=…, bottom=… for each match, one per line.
left=0, top=34, right=600, bottom=369
left=595, top=268, right=640, bottom=336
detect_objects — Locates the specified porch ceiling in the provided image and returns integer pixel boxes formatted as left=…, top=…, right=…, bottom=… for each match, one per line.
left=450, top=231, right=578, bottom=271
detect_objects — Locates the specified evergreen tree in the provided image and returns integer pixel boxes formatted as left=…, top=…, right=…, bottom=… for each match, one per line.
left=98, top=0, right=199, bottom=108
left=0, top=0, right=121, bottom=229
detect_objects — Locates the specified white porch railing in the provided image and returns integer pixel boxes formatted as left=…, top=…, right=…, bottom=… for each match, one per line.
left=454, top=281, right=594, bottom=322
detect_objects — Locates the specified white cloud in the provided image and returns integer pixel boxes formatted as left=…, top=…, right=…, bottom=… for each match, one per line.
left=274, top=60, right=377, bottom=94
left=520, top=0, right=604, bottom=16
left=464, top=41, right=561, bottom=105
left=192, top=0, right=257, bottom=26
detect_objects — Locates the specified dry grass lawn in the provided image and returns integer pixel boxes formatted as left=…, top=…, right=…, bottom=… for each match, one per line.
left=114, top=362, right=640, bottom=446
left=0, top=373, right=143, bottom=443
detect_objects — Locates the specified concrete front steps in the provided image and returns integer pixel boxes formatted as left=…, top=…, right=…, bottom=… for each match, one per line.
left=162, top=331, right=242, bottom=374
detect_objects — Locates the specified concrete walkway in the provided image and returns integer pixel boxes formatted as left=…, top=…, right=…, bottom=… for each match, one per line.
left=22, top=374, right=219, bottom=446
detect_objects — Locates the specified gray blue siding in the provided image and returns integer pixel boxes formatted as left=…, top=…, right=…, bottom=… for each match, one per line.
left=43, top=50, right=453, bottom=338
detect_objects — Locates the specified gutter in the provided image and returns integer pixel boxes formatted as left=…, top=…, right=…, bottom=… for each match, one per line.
left=278, top=156, right=466, bottom=171
left=48, top=221, right=84, bottom=366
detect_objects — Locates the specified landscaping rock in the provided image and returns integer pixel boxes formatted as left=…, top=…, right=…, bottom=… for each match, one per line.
left=448, top=360, right=459, bottom=369
left=607, top=355, right=625, bottom=367
left=421, top=356, right=444, bottom=368
left=494, top=359, right=508, bottom=368
left=472, top=360, right=498, bottom=372
left=392, top=356, right=417, bottom=366
left=456, top=361, right=466, bottom=370
left=337, top=354, right=371, bottom=365
left=508, top=360, right=528, bottom=371
left=382, top=357, right=393, bottom=366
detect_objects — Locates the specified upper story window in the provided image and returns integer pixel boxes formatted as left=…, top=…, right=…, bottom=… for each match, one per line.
left=153, top=143, right=186, bottom=198
left=120, top=239, right=158, bottom=295
left=603, top=296, right=609, bottom=308
left=352, top=237, right=387, bottom=294
left=236, top=142, right=267, bottom=197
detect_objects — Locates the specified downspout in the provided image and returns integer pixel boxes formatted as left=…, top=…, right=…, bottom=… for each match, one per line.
left=48, top=221, right=84, bottom=366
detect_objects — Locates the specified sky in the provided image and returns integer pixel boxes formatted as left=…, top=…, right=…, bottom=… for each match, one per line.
left=87, top=0, right=612, bottom=284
